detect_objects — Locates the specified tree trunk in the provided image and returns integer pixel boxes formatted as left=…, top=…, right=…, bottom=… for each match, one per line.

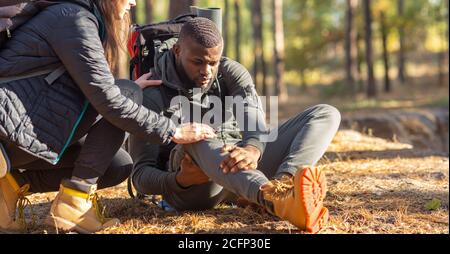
left=380, top=12, right=391, bottom=93
left=437, top=1, right=447, bottom=87
left=445, top=0, right=449, bottom=87
left=272, top=0, right=287, bottom=102
left=169, top=0, right=195, bottom=19
left=251, top=0, right=268, bottom=95
left=345, top=0, right=358, bottom=94
left=145, top=0, right=154, bottom=24
left=356, top=30, right=365, bottom=92
left=397, top=0, right=406, bottom=84
left=234, top=0, right=242, bottom=62
left=223, top=0, right=230, bottom=57
left=438, top=49, right=446, bottom=87
left=363, top=0, right=376, bottom=98
left=446, top=0, right=449, bottom=50
left=300, top=68, right=307, bottom=92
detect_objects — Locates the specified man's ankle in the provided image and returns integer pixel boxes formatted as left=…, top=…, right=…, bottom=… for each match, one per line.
left=274, top=172, right=293, bottom=181
left=257, top=190, right=275, bottom=215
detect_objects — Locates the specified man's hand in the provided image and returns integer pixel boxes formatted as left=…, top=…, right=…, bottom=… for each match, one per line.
left=172, top=123, right=217, bottom=144
left=220, top=145, right=261, bottom=174
left=175, top=153, right=210, bottom=188
left=135, top=72, right=163, bottom=90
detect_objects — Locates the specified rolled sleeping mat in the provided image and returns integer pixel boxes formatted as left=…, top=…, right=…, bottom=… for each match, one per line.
left=190, top=6, right=222, bottom=34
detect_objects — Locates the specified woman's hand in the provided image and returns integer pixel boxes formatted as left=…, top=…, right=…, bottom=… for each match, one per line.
left=172, top=123, right=217, bottom=144
left=135, top=72, right=162, bottom=90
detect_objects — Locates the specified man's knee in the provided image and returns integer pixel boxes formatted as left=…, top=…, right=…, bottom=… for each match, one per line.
left=183, top=139, right=225, bottom=161
left=183, top=140, right=209, bottom=152
left=116, top=79, right=143, bottom=105
left=313, top=104, right=341, bottom=125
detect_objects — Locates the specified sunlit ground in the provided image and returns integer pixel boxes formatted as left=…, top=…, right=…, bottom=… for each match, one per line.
left=4, top=60, right=449, bottom=234
left=13, top=128, right=446, bottom=234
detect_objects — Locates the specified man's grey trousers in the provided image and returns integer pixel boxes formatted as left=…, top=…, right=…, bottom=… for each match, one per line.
left=162, top=104, right=341, bottom=211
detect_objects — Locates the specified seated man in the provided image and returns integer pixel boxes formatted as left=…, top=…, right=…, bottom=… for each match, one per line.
left=129, top=17, right=341, bottom=233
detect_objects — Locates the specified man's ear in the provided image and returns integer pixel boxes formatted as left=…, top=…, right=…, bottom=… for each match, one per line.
left=173, top=43, right=181, bottom=59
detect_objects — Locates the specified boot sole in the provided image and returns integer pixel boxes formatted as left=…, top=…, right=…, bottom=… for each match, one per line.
left=299, top=166, right=328, bottom=233
left=45, top=215, right=92, bottom=234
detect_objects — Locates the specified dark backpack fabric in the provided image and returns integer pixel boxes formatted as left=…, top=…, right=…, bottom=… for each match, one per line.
left=128, top=14, right=196, bottom=80
left=127, top=14, right=232, bottom=110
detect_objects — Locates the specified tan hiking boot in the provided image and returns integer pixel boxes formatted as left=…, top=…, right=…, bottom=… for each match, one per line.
left=46, top=184, right=119, bottom=234
left=0, top=143, right=12, bottom=179
left=261, top=166, right=329, bottom=233
left=0, top=174, right=31, bottom=232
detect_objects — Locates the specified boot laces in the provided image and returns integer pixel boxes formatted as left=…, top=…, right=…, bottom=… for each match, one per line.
left=262, top=176, right=295, bottom=201
left=15, top=184, right=35, bottom=231
left=90, top=193, right=107, bottom=224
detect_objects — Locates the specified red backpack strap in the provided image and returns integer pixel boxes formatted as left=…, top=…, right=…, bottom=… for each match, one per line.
left=127, top=29, right=139, bottom=58
left=128, top=27, right=140, bottom=80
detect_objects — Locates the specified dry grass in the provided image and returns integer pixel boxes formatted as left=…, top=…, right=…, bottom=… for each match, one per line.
left=20, top=130, right=448, bottom=234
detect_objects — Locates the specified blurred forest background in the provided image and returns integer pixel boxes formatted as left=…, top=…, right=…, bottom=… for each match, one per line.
left=116, top=0, right=449, bottom=107
left=22, top=0, right=450, bottom=234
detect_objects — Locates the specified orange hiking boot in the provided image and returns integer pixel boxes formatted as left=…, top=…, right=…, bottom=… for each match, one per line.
left=0, top=174, right=31, bottom=232
left=261, top=166, right=329, bottom=233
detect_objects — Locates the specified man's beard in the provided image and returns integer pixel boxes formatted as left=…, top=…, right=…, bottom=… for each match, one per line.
left=175, top=59, right=215, bottom=93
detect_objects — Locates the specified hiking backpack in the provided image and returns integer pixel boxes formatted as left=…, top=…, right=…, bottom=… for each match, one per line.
left=127, top=14, right=196, bottom=81
left=127, top=5, right=223, bottom=80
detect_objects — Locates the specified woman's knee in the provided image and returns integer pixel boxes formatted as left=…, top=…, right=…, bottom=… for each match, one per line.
left=97, top=148, right=133, bottom=189
left=115, top=79, right=143, bottom=105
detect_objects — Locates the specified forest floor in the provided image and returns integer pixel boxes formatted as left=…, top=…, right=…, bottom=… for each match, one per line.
left=19, top=78, right=450, bottom=234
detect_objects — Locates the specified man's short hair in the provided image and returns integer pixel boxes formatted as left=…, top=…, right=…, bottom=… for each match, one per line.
left=178, top=17, right=223, bottom=48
